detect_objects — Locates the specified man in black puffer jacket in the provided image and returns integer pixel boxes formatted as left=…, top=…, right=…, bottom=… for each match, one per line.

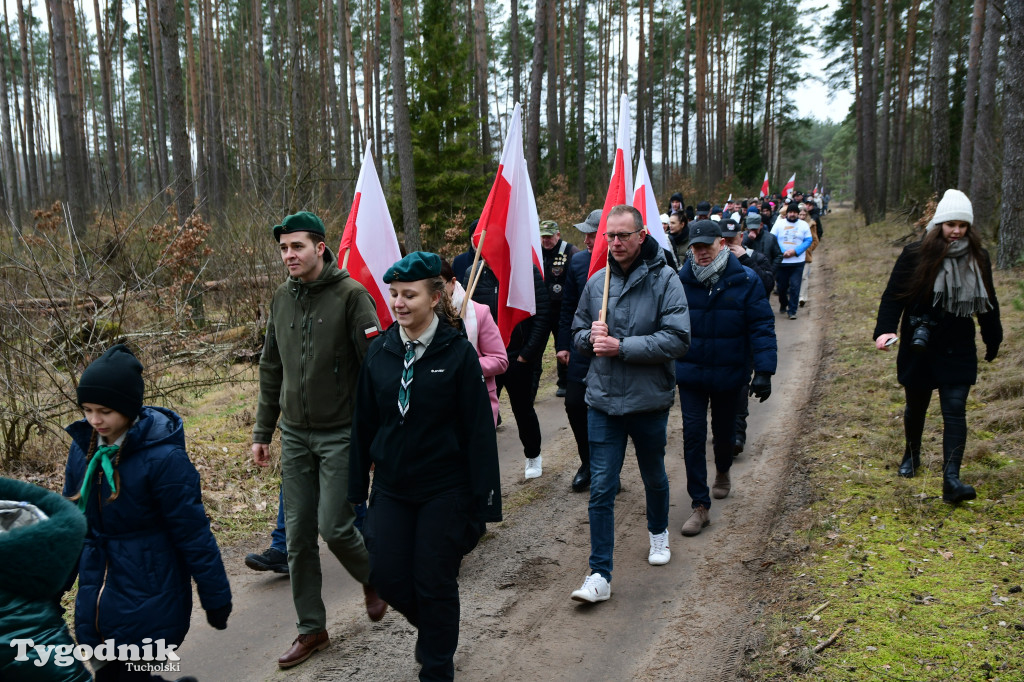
left=463, top=261, right=550, bottom=480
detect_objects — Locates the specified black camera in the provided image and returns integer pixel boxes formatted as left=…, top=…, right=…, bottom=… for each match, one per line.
left=908, top=315, right=937, bottom=352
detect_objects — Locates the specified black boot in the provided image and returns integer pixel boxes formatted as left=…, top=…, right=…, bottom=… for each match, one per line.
left=897, top=443, right=921, bottom=478
left=942, top=448, right=976, bottom=503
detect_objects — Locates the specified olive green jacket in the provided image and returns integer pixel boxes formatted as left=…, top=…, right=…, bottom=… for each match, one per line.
left=253, top=249, right=381, bottom=442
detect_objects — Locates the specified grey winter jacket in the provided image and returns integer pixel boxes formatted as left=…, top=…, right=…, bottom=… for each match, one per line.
left=572, top=236, right=691, bottom=416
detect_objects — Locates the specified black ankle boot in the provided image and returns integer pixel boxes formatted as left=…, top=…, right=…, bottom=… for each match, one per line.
left=942, top=450, right=976, bottom=503
left=897, top=445, right=920, bottom=478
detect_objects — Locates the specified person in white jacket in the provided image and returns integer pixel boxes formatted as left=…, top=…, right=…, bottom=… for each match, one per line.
left=770, top=203, right=814, bottom=319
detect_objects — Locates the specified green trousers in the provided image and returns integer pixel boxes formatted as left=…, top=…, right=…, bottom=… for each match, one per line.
left=280, top=423, right=370, bottom=633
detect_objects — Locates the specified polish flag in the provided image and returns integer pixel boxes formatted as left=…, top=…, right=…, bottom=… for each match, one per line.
left=760, top=173, right=769, bottom=198
left=589, top=94, right=633, bottom=279
left=633, top=148, right=671, bottom=256
left=471, top=102, right=537, bottom=345
left=782, top=173, right=796, bottom=198
left=338, top=142, right=403, bottom=327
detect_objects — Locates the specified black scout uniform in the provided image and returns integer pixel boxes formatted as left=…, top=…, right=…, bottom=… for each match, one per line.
left=540, top=220, right=579, bottom=394
left=350, top=252, right=501, bottom=682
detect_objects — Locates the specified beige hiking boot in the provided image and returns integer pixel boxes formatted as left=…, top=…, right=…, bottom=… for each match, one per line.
left=680, top=505, right=710, bottom=536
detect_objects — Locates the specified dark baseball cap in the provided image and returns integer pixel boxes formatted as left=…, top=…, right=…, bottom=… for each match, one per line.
left=720, top=219, right=742, bottom=238
left=688, top=219, right=722, bottom=245
left=696, top=201, right=712, bottom=215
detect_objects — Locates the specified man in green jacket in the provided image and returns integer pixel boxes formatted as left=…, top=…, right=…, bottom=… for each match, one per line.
left=251, top=211, right=387, bottom=669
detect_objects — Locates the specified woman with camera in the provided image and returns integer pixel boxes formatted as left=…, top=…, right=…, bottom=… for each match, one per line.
left=873, top=189, right=1002, bottom=503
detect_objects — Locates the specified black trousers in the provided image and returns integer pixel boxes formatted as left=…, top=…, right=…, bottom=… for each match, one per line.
left=547, top=305, right=567, bottom=389
left=734, top=369, right=753, bottom=446
left=564, top=379, right=589, bottom=466
left=495, top=359, right=542, bottom=459
left=903, top=384, right=970, bottom=470
left=365, top=489, right=480, bottom=682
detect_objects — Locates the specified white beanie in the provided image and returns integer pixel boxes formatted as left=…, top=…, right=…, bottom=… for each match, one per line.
left=926, top=189, right=973, bottom=231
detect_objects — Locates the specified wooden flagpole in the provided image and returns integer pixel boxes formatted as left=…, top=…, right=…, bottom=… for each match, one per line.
left=341, top=248, right=350, bottom=271
left=599, top=250, right=611, bottom=323
left=460, top=230, right=487, bottom=317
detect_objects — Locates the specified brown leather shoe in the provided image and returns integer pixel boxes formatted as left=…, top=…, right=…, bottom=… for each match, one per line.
left=680, top=505, right=710, bottom=536
left=277, top=631, right=329, bottom=669
left=364, top=584, right=388, bottom=622
left=711, top=471, right=731, bottom=499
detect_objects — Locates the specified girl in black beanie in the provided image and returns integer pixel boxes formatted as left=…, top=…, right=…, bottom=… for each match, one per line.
left=63, top=344, right=233, bottom=681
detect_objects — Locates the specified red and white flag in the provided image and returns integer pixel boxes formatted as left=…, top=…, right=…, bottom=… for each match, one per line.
left=782, top=173, right=796, bottom=198
left=589, top=94, right=633, bottom=278
left=760, top=173, right=769, bottom=198
left=471, top=102, right=538, bottom=345
left=338, top=142, right=403, bottom=328
left=633, top=148, right=671, bottom=256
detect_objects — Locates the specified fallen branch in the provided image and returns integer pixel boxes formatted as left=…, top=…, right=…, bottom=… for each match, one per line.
left=813, top=625, right=843, bottom=654
left=804, top=600, right=831, bottom=620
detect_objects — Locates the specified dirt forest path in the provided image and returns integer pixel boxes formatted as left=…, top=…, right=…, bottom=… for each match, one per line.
left=176, top=252, right=828, bottom=682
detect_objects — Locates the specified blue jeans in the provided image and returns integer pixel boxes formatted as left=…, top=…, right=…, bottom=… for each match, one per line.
left=776, top=263, right=805, bottom=316
left=270, top=487, right=367, bottom=554
left=587, top=407, right=670, bottom=582
left=679, top=384, right=742, bottom=509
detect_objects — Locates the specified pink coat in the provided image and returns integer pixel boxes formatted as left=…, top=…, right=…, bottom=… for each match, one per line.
left=471, top=301, right=508, bottom=426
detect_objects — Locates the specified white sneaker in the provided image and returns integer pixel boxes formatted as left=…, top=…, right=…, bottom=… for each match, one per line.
left=570, top=573, right=611, bottom=603
left=648, top=530, right=671, bottom=566
left=524, top=456, right=542, bottom=479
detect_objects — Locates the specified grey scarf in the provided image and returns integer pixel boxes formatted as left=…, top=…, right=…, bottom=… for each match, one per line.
left=933, top=238, right=991, bottom=317
left=690, top=247, right=730, bottom=287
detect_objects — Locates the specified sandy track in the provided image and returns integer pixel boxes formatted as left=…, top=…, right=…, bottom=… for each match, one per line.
left=175, top=256, right=827, bottom=681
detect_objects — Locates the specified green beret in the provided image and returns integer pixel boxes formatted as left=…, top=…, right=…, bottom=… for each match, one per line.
left=383, top=251, right=442, bottom=283
left=272, top=211, right=326, bottom=240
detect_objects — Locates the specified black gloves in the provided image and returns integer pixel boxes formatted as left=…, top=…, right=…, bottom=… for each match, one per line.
left=985, top=344, right=999, bottom=362
left=749, top=372, right=772, bottom=402
left=206, top=602, right=232, bottom=630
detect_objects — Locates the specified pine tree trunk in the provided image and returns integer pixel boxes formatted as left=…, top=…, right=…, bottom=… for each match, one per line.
left=338, top=0, right=352, bottom=194
left=694, top=0, right=707, bottom=187
left=635, top=0, right=645, bottom=166
left=0, top=25, right=22, bottom=234
left=146, top=0, right=169, bottom=193
left=47, top=0, right=88, bottom=234
left=682, top=0, right=690, bottom=177
left=877, top=0, right=894, bottom=210
left=511, top=0, right=520, bottom=105
left=182, top=0, right=207, bottom=217
left=576, top=0, right=585, bottom=204
left=545, top=0, right=557, bottom=175
left=390, top=0, right=420, bottom=251
left=526, top=0, right=546, bottom=185
left=158, top=0, right=194, bottom=226
left=92, top=0, right=120, bottom=211
left=968, top=0, right=1002, bottom=237
left=997, top=0, right=1024, bottom=268
left=957, top=0, right=986, bottom=191
left=473, top=0, right=490, bottom=166
left=928, top=0, right=951, bottom=193
left=891, top=0, right=919, bottom=203
left=287, top=0, right=308, bottom=195
left=859, top=0, right=877, bottom=223
left=16, top=0, right=37, bottom=207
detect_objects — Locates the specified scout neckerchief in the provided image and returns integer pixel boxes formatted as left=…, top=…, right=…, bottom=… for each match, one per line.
left=398, top=341, right=416, bottom=419
left=76, top=444, right=119, bottom=513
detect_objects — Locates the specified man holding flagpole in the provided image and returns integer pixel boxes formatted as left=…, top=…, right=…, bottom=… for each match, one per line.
left=569, top=205, right=690, bottom=603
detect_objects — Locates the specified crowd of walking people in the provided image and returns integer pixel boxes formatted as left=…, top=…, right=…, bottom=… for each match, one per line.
left=0, top=185, right=1002, bottom=682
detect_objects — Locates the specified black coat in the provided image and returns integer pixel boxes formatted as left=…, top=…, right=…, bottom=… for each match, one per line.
left=873, top=242, right=1002, bottom=389
left=737, top=248, right=775, bottom=295
left=350, top=320, right=502, bottom=523
left=556, top=248, right=593, bottom=384
left=461, top=263, right=549, bottom=362
left=744, top=229, right=783, bottom=269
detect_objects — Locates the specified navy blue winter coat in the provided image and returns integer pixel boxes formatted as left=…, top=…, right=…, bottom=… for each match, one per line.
left=62, top=406, right=231, bottom=649
left=676, top=254, right=778, bottom=390
left=556, top=248, right=594, bottom=385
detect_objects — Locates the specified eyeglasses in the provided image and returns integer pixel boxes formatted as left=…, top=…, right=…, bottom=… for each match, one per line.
left=603, top=229, right=642, bottom=243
